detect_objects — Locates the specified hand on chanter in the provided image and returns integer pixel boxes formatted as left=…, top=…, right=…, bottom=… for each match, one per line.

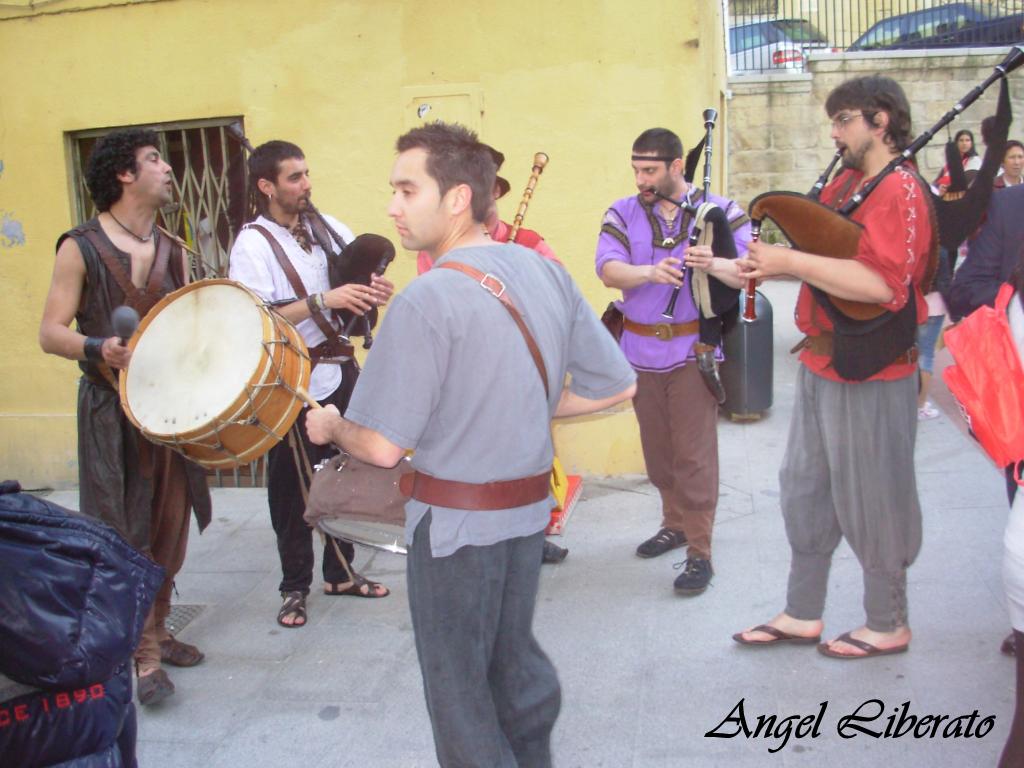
left=648, top=256, right=684, bottom=286
left=683, top=244, right=715, bottom=272
left=736, top=239, right=792, bottom=282
left=369, top=274, right=395, bottom=306
left=305, top=404, right=342, bottom=446
left=324, top=283, right=376, bottom=315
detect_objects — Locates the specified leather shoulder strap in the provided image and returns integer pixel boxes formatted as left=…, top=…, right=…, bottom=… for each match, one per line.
left=245, top=223, right=341, bottom=343
left=146, top=231, right=172, bottom=294
left=156, top=225, right=200, bottom=284
left=79, top=227, right=139, bottom=299
left=247, top=223, right=308, bottom=298
left=437, top=261, right=549, bottom=397
left=305, top=212, right=346, bottom=255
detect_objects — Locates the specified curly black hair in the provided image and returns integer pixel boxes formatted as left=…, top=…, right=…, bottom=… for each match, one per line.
left=85, top=128, right=160, bottom=212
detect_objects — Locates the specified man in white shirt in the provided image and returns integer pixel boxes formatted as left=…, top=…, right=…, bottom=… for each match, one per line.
left=229, top=140, right=394, bottom=628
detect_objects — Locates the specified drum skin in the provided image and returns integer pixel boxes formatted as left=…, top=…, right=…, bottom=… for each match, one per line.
left=119, top=279, right=311, bottom=469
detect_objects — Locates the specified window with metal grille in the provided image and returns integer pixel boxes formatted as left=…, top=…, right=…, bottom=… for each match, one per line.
left=68, top=117, right=249, bottom=279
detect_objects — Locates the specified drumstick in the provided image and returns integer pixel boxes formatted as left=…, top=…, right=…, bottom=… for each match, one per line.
left=295, top=386, right=321, bottom=409
left=295, top=386, right=345, bottom=454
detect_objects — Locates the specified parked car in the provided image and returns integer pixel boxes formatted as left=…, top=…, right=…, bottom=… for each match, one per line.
left=848, top=2, right=1024, bottom=51
left=729, top=18, right=835, bottom=72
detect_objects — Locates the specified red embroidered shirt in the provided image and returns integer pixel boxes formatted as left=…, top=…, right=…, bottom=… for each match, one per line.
left=795, top=165, right=931, bottom=382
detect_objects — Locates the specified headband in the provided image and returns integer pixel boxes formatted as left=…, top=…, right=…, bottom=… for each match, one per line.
left=631, top=154, right=679, bottom=163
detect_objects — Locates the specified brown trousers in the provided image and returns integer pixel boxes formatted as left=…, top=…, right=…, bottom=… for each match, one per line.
left=633, top=363, right=719, bottom=560
left=134, top=446, right=192, bottom=674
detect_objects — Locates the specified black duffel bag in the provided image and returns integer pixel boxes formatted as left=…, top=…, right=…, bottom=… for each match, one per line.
left=0, top=481, right=165, bottom=690
left=0, top=661, right=137, bottom=768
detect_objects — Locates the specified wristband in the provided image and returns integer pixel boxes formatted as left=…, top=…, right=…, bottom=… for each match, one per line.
left=306, top=294, right=322, bottom=315
left=83, top=336, right=105, bottom=363
left=315, top=292, right=326, bottom=310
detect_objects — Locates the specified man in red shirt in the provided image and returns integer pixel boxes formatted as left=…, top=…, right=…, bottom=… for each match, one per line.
left=733, top=76, right=933, bottom=659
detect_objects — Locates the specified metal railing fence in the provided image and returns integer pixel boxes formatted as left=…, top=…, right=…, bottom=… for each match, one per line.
left=728, top=0, right=1024, bottom=73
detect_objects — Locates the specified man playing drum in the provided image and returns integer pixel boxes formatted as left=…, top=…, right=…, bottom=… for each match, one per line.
left=415, top=141, right=569, bottom=566
left=306, top=121, right=636, bottom=767
left=228, top=141, right=394, bottom=629
left=39, top=128, right=211, bottom=705
left=734, top=76, right=932, bottom=659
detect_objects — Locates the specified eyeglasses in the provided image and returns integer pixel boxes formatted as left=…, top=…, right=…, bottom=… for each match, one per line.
left=830, top=112, right=864, bottom=130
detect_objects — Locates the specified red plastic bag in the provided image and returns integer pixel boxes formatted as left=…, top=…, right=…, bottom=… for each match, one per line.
left=943, top=283, right=1024, bottom=485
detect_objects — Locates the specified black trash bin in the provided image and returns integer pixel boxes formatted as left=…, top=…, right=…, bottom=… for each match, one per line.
left=721, top=290, right=773, bottom=419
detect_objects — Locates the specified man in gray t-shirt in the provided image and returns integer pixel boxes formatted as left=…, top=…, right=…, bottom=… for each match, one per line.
left=307, top=122, right=636, bottom=767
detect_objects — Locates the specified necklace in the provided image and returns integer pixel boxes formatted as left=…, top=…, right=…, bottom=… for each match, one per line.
left=108, top=211, right=153, bottom=243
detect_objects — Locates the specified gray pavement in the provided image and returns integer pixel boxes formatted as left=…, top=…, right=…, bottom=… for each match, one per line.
left=41, top=279, right=1015, bottom=767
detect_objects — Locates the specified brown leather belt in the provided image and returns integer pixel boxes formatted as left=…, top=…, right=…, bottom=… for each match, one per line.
left=623, top=317, right=699, bottom=341
left=399, top=471, right=551, bottom=511
left=793, top=333, right=919, bottom=365
left=309, top=339, right=355, bottom=363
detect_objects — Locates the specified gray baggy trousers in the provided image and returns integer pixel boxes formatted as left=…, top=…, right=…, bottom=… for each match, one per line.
left=781, top=366, right=922, bottom=632
left=407, top=512, right=561, bottom=767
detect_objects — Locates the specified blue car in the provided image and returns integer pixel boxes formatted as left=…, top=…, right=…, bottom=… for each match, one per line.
left=849, top=2, right=1024, bottom=51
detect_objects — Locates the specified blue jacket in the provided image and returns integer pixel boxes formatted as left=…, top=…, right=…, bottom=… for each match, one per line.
left=949, top=184, right=1024, bottom=320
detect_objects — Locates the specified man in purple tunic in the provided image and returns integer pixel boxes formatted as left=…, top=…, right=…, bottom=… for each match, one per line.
left=595, top=127, right=751, bottom=595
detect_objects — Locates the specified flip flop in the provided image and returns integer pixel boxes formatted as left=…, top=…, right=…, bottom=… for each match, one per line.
left=324, top=573, right=389, bottom=598
left=816, top=631, right=909, bottom=660
left=732, top=624, right=821, bottom=646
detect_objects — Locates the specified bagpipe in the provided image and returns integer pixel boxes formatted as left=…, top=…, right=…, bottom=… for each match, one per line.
left=508, top=152, right=549, bottom=243
left=652, top=109, right=740, bottom=403
left=741, top=46, right=1022, bottom=380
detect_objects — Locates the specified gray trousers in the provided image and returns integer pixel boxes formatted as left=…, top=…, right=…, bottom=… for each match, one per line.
left=407, top=512, right=561, bottom=768
left=781, top=366, right=922, bottom=632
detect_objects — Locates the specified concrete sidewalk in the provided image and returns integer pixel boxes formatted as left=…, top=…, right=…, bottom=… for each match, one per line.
left=42, top=279, right=1015, bottom=767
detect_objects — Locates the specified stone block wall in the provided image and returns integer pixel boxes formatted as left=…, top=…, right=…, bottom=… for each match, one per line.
left=727, top=50, right=1024, bottom=213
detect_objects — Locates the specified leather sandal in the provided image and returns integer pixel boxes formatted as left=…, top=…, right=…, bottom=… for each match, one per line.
left=324, top=573, right=389, bottom=598
left=137, top=668, right=175, bottom=706
left=277, top=591, right=307, bottom=628
left=159, top=635, right=205, bottom=667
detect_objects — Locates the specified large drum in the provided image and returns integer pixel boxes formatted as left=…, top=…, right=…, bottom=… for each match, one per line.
left=119, top=279, right=311, bottom=469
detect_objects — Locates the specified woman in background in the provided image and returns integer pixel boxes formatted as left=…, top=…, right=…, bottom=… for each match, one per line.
left=995, top=140, right=1024, bottom=189
left=934, top=128, right=982, bottom=197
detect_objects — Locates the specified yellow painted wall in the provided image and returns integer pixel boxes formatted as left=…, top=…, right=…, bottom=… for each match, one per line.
left=0, top=0, right=728, bottom=488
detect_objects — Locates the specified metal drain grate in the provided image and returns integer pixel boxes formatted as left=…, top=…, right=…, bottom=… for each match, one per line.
left=166, top=604, right=205, bottom=635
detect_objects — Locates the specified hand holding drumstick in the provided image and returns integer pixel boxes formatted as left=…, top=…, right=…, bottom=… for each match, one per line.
left=296, top=386, right=343, bottom=447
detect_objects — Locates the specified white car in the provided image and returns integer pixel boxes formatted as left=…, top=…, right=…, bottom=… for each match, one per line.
left=729, top=18, right=834, bottom=73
